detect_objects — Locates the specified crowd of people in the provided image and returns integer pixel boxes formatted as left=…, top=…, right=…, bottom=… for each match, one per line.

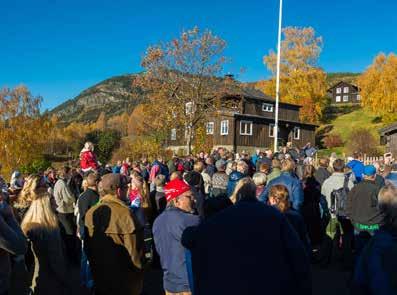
left=0, top=141, right=396, bottom=295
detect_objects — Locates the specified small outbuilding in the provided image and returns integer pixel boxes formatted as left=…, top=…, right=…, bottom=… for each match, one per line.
left=380, top=122, right=397, bottom=157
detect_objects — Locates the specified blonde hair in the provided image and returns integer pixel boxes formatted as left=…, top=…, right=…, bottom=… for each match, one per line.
left=15, top=175, right=42, bottom=209
left=281, top=158, right=295, bottom=172
left=230, top=177, right=256, bottom=203
left=269, top=185, right=290, bottom=213
left=253, top=172, right=267, bottom=186
left=21, top=193, right=59, bottom=233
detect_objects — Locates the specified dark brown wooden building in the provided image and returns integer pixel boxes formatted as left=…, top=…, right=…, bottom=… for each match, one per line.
left=327, top=81, right=361, bottom=104
left=167, top=88, right=317, bottom=153
left=380, top=123, right=397, bottom=157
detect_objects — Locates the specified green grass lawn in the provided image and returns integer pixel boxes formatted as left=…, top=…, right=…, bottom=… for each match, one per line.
left=329, top=108, right=384, bottom=141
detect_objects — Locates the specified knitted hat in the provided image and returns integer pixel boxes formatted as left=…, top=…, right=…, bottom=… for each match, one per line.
left=164, top=178, right=191, bottom=202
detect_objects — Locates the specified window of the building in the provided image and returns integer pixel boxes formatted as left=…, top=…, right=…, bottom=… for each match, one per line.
left=336, top=87, right=342, bottom=94
left=343, top=87, right=349, bottom=93
left=269, top=123, right=275, bottom=138
left=293, top=127, right=301, bottom=140
left=262, top=103, right=274, bottom=112
left=357, top=94, right=361, bottom=101
left=220, top=120, right=229, bottom=135
left=170, top=128, right=176, bottom=141
left=343, top=95, right=349, bottom=102
left=206, top=122, right=214, bottom=135
left=185, top=102, right=193, bottom=115
left=240, top=121, right=253, bottom=136
left=336, top=95, right=341, bottom=102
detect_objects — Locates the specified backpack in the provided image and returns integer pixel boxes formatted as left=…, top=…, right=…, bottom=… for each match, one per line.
left=330, top=175, right=350, bottom=217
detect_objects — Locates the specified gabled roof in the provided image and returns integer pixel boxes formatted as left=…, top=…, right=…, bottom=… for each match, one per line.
left=327, top=81, right=359, bottom=93
left=380, top=122, right=397, bottom=135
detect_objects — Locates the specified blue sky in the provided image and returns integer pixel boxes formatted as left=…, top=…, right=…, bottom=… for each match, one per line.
left=1, top=0, right=396, bottom=110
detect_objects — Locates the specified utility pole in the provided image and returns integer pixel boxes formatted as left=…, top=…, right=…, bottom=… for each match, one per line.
left=274, top=0, right=283, bottom=152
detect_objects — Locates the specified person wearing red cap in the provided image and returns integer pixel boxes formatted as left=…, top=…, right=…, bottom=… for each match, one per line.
left=152, top=178, right=200, bottom=295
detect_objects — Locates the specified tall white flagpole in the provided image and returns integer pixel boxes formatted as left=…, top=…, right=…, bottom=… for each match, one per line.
left=274, top=0, right=283, bottom=152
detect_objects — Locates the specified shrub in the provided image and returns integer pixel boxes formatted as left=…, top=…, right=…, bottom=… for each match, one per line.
left=20, top=158, right=52, bottom=174
left=323, top=133, right=343, bottom=148
left=346, top=128, right=379, bottom=155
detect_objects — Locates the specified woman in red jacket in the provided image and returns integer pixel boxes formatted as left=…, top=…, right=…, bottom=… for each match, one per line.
left=80, top=142, right=98, bottom=173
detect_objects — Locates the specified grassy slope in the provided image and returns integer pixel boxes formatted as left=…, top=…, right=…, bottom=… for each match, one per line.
left=318, top=108, right=385, bottom=156
left=329, top=108, right=383, bottom=141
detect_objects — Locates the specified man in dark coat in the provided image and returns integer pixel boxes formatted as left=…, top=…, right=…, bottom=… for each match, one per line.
left=346, top=165, right=384, bottom=255
left=182, top=180, right=311, bottom=295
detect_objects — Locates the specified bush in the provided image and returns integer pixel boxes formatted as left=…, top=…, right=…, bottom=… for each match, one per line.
left=111, top=136, right=164, bottom=163
left=346, top=128, right=379, bottom=155
left=323, top=133, right=343, bottom=148
left=20, top=158, right=52, bottom=174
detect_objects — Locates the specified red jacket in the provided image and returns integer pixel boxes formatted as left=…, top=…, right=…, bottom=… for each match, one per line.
left=80, top=150, right=98, bottom=170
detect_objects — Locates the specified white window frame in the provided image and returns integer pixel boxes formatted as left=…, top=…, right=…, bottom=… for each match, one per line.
left=240, top=120, right=253, bottom=136
left=293, top=127, right=301, bottom=140
left=185, top=102, right=193, bottom=115
left=343, top=95, right=349, bottom=102
left=336, top=95, right=341, bottom=102
left=343, top=86, right=349, bottom=93
left=220, top=120, right=229, bottom=135
left=262, top=103, right=274, bottom=112
left=170, top=128, right=177, bottom=141
left=206, top=122, right=214, bottom=135
left=357, top=94, right=361, bottom=101
left=336, top=87, right=342, bottom=94
left=269, top=123, right=275, bottom=138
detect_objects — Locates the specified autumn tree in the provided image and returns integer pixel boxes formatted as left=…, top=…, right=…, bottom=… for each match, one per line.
left=358, top=52, right=397, bottom=123
left=0, top=85, right=52, bottom=176
left=107, top=111, right=129, bottom=136
left=134, top=27, right=231, bottom=154
left=261, top=27, right=327, bottom=123
left=95, top=111, right=107, bottom=131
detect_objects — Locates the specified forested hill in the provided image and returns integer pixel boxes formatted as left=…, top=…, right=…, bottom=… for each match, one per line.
left=50, top=72, right=361, bottom=123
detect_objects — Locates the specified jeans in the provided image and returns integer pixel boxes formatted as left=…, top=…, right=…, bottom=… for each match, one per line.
left=81, top=241, right=94, bottom=289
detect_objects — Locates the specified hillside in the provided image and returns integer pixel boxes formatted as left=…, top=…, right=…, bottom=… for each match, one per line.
left=50, top=74, right=145, bottom=123
left=326, top=72, right=360, bottom=87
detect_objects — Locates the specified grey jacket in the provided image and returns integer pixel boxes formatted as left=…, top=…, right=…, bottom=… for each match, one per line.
left=321, top=172, right=354, bottom=208
left=53, top=179, right=75, bottom=214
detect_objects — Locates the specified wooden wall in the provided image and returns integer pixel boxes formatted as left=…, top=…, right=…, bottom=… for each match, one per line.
left=243, top=99, right=300, bottom=122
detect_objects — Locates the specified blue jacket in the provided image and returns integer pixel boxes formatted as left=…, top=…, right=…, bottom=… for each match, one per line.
left=226, top=171, right=245, bottom=197
left=347, top=159, right=365, bottom=183
left=112, top=165, right=121, bottom=174
left=152, top=207, right=200, bottom=293
left=352, top=227, right=397, bottom=295
left=259, top=172, right=304, bottom=212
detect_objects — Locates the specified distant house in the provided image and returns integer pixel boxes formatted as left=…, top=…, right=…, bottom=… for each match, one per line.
left=380, top=123, right=397, bottom=156
left=327, top=81, right=361, bottom=104
left=167, top=88, right=316, bottom=154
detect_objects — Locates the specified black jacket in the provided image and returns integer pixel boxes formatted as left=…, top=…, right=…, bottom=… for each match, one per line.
left=346, top=180, right=384, bottom=231
left=77, top=188, right=99, bottom=238
left=182, top=199, right=311, bottom=295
